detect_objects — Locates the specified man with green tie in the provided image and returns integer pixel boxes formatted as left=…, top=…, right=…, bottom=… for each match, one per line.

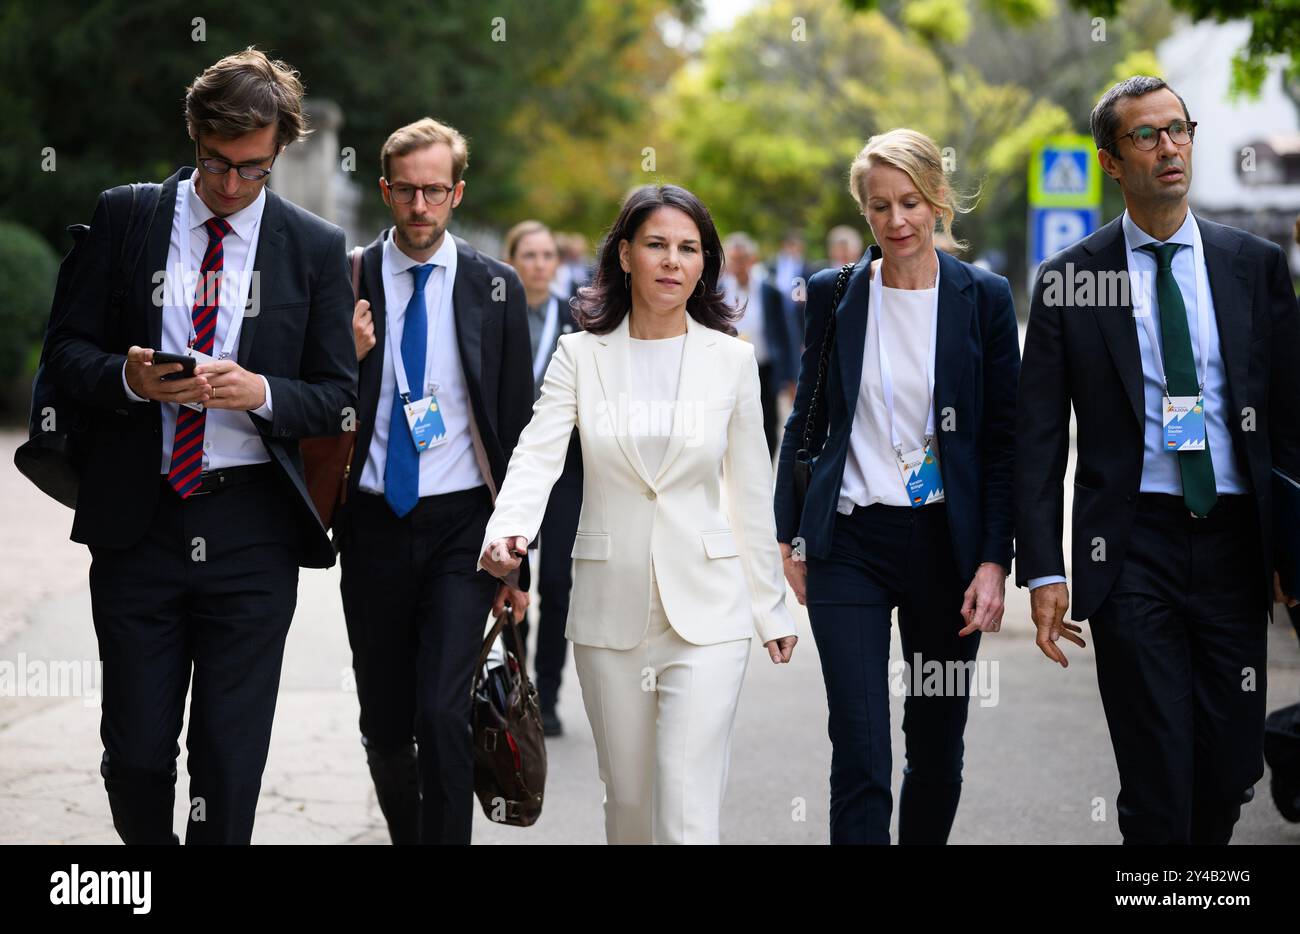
left=1015, top=76, right=1300, bottom=843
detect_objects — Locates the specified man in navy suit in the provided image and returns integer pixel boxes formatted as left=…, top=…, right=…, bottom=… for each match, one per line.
left=1016, top=76, right=1300, bottom=843
left=44, top=49, right=358, bottom=844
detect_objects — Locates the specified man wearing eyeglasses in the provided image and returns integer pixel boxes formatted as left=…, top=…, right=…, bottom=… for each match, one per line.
left=42, top=48, right=358, bottom=844
left=1016, top=75, right=1300, bottom=843
left=331, top=117, right=533, bottom=845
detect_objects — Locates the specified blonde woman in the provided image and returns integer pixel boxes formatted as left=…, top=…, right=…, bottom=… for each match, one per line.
left=774, top=129, right=1020, bottom=844
left=479, top=184, right=797, bottom=844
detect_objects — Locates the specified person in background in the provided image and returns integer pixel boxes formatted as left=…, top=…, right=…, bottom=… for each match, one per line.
left=826, top=224, right=865, bottom=269
left=503, top=219, right=582, bottom=736
left=720, top=232, right=797, bottom=457
left=771, top=229, right=814, bottom=355
left=553, top=232, right=591, bottom=304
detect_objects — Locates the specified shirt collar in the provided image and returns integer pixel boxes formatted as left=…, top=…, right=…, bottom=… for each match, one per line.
left=384, top=226, right=457, bottom=278
left=186, top=177, right=265, bottom=242
left=1122, top=208, right=1196, bottom=252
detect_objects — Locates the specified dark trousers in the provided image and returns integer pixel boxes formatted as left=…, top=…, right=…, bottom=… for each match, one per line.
left=339, top=485, right=498, bottom=845
left=89, top=468, right=300, bottom=845
left=1090, top=493, right=1267, bottom=845
left=520, top=432, right=582, bottom=711
left=806, top=502, right=979, bottom=844
left=757, top=361, right=778, bottom=459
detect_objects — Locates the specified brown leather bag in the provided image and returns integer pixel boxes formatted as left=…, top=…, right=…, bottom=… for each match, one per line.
left=300, top=246, right=363, bottom=530
left=471, top=608, right=547, bottom=826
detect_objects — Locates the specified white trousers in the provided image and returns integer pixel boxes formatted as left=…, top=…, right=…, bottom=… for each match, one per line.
left=572, top=576, right=751, bottom=844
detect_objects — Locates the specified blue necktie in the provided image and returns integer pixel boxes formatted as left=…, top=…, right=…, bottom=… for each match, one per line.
left=385, top=263, right=435, bottom=518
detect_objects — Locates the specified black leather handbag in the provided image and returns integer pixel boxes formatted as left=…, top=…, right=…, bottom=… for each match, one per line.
left=792, top=261, right=856, bottom=517
left=471, top=608, right=547, bottom=826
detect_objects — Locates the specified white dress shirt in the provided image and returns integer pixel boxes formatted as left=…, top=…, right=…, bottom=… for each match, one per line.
left=838, top=276, right=938, bottom=511
left=357, top=229, right=485, bottom=497
left=122, top=177, right=273, bottom=473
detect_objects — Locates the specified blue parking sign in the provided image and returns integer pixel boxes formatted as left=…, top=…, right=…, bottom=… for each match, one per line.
left=1031, top=207, right=1100, bottom=267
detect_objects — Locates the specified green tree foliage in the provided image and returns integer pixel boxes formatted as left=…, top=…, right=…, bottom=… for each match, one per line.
left=0, top=0, right=698, bottom=247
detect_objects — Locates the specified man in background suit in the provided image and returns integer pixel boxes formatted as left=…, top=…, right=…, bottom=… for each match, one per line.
left=771, top=229, right=814, bottom=357
left=502, top=219, right=581, bottom=737
left=334, top=118, right=533, bottom=844
left=1016, top=76, right=1300, bottom=843
left=720, top=232, right=797, bottom=457
left=44, top=49, right=357, bottom=844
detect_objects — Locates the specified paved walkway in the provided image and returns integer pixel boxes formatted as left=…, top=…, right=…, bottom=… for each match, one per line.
left=2, top=429, right=1298, bottom=843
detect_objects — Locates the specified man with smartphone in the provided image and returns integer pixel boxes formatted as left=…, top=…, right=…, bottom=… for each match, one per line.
left=43, top=48, right=357, bottom=844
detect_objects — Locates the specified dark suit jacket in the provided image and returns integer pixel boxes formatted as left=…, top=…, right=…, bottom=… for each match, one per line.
left=1014, top=215, right=1300, bottom=620
left=759, top=279, right=797, bottom=386
left=768, top=256, right=815, bottom=355
left=333, top=228, right=535, bottom=589
left=44, top=166, right=358, bottom=569
left=774, top=246, right=1020, bottom=584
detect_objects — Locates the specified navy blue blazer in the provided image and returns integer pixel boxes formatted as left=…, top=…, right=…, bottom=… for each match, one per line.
left=773, top=246, right=1020, bottom=583
left=759, top=279, right=798, bottom=386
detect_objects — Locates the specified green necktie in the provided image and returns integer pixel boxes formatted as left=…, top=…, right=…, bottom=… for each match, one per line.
left=1140, top=242, right=1216, bottom=517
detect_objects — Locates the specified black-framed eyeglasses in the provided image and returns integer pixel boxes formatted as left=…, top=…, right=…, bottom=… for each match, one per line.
left=384, top=180, right=455, bottom=206
left=1108, top=119, right=1197, bottom=152
left=195, top=143, right=275, bottom=181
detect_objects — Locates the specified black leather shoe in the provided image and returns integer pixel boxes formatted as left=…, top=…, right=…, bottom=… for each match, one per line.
left=541, top=707, right=563, bottom=737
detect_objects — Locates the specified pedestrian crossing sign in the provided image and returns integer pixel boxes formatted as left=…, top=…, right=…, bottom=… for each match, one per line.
left=1029, top=136, right=1101, bottom=208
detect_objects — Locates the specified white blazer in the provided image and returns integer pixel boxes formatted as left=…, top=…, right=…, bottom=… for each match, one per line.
left=478, top=312, right=796, bottom=650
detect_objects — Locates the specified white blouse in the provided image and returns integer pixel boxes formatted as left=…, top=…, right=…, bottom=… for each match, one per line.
left=628, top=333, right=686, bottom=477
left=838, top=281, right=939, bottom=511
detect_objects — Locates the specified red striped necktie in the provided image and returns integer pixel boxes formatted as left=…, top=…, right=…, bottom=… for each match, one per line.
left=168, top=216, right=232, bottom=497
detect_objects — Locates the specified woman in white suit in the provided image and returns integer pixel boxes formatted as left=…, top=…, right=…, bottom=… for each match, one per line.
left=478, top=184, right=797, bottom=844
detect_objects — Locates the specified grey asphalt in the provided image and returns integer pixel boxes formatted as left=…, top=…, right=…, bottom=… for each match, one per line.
left=2, top=428, right=1299, bottom=844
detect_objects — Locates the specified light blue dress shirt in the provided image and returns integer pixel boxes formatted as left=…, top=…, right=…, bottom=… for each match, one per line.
left=1027, top=210, right=1246, bottom=591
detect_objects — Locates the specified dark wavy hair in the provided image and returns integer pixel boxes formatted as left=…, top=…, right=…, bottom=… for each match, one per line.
left=572, top=184, right=738, bottom=335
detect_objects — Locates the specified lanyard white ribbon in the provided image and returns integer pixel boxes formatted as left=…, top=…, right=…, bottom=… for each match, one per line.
left=532, top=295, right=560, bottom=383
left=1127, top=213, right=1210, bottom=395
left=871, top=255, right=940, bottom=456
left=176, top=179, right=260, bottom=361
left=387, top=260, right=448, bottom=402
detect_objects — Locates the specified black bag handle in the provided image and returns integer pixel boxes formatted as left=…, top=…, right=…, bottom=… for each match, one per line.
left=799, top=262, right=855, bottom=457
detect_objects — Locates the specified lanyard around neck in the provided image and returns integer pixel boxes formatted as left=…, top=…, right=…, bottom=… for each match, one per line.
left=871, top=255, right=940, bottom=456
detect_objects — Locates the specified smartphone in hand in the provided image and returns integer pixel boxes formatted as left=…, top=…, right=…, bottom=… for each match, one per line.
left=152, top=352, right=197, bottom=382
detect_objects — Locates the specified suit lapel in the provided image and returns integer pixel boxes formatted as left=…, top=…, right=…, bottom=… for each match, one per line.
left=144, top=168, right=188, bottom=350
left=452, top=235, right=487, bottom=429
left=1199, top=218, right=1252, bottom=420
left=593, top=314, right=658, bottom=491
left=237, top=187, right=285, bottom=368
left=354, top=232, right=388, bottom=461
left=933, top=250, right=974, bottom=433
left=653, top=313, right=716, bottom=484
left=1084, top=217, right=1145, bottom=427
left=835, top=247, right=877, bottom=414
